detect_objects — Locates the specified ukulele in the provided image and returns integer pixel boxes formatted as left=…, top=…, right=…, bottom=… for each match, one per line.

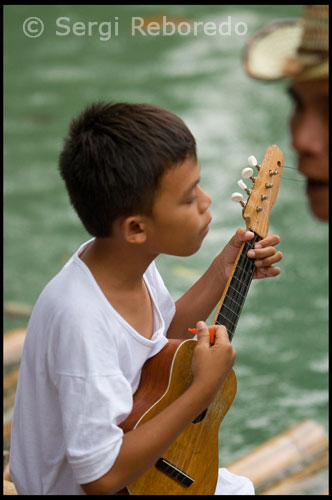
left=119, top=144, right=284, bottom=495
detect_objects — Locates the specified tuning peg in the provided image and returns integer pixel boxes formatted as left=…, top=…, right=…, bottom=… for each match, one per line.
left=248, top=155, right=257, bottom=167
left=248, top=155, right=260, bottom=171
left=242, top=167, right=256, bottom=185
left=242, top=167, right=254, bottom=178
left=231, top=192, right=246, bottom=207
left=238, top=179, right=251, bottom=195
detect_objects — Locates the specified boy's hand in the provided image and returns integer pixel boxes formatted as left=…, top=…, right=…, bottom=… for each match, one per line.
left=217, top=227, right=283, bottom=281
left=191, top=322, right=236, bottom=404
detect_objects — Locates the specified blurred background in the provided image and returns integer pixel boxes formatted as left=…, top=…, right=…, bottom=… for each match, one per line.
left=4, top=4, right=328, bottom=491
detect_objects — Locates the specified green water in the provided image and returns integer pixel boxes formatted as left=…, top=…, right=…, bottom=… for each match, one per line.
left=4, top=5, right=328, bottom=469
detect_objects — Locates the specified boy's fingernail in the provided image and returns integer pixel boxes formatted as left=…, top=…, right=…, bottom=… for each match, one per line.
left=247, top=250, right=255, bottom=257
left=197, top=321, right=206, bottom=330
left=255, top=243, right=262, bottom=249
left=245, top=231, right=254, bottom=238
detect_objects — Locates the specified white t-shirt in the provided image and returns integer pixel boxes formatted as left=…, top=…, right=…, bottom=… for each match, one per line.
left=10, top=239, right=174, bottom=494
left=10, top=239, right=254, bottom=495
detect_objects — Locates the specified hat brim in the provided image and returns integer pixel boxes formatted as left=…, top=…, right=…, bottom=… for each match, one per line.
left=243, top=18, right=304, bottom=81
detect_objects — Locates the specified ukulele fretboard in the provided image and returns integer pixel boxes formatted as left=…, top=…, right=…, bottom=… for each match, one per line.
left=215, top=233, right=261, bottom=341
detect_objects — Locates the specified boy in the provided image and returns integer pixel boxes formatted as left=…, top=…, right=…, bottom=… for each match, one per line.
left=10, top=102, right=282, bottom=494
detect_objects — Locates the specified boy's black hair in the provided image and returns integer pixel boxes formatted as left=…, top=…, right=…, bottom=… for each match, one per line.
left=59, top=101, right=197, bottom=237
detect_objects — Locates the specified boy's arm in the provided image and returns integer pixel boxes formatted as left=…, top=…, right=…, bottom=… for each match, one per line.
left=81, top=323, right=235, bottom=495
left=167, top=228, right=282, bottom=339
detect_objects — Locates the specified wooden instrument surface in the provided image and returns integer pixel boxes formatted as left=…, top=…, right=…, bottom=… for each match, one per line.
left=120, top=339, right=236, bottom=495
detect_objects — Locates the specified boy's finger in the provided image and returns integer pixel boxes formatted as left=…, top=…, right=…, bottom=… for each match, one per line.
left=196, top=321, right=211, bottom=345
left=254, top=233, right=280, bottom=249
left=213, top=325, right=229, bottom=345
left=235, top=227, right=255, bottom=243
left=227, top=228, right=255, bottom=253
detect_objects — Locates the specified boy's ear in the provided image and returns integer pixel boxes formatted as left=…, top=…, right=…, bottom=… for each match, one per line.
left=121, top=215, right=147, bottom=244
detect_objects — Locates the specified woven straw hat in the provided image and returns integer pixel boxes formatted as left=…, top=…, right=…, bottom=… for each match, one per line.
left=243, top=5, right=329, bottom=81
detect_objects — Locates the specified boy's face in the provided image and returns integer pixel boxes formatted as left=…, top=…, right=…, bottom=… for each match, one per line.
left=145, top=156, right=212, bottom=257
left=288, top=78, right=329, bottom=221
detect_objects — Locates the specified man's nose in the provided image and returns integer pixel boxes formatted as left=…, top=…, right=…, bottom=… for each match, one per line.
left=291, top=111, right=326, bottom=157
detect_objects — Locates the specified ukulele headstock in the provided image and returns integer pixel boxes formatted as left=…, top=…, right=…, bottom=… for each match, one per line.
left=231, top=145, right=284, bottom=238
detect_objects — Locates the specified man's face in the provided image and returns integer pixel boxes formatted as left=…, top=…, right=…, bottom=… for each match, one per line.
left=288, top=79, right=329, bottom=221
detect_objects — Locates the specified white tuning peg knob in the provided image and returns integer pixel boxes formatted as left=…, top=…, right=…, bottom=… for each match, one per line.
left=231, top=192, right=245, bottom=207
left=238, top=179, right=247, bottom=190
left=238, top=179, right=251, bottom=195
left=248, top=155, right=257, bottom=167
left=242, top=167, right=254, bottom=178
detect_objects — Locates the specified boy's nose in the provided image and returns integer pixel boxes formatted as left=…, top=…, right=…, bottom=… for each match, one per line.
left=198, top=186, right=211, bottom=213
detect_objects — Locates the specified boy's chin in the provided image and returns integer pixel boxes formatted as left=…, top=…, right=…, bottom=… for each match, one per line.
left=170, top=242, right=204, bottom=258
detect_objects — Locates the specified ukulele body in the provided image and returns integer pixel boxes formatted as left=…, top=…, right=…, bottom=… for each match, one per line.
left=120, top=338, right=237, bottom=495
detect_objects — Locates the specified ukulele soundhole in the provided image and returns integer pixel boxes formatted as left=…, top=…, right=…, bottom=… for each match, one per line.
left=192, top=408, right=207, bottom=424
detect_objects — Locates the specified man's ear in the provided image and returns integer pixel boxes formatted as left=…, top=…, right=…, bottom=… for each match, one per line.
left=121, top=215, right=147, bottom=244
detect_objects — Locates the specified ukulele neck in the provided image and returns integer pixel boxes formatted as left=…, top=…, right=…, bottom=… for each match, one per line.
left=214, top=233, right=261, bottom=341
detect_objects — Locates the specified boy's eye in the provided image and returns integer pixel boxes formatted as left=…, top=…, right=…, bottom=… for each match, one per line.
left=185, top=195, right=197, bottom=205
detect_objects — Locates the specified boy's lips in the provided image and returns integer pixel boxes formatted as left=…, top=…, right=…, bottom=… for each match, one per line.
left=200, top=217, right=212, bottom=235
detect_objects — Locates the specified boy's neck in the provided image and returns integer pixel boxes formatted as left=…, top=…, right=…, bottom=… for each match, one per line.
left=79, top=236, right=156, bottom=291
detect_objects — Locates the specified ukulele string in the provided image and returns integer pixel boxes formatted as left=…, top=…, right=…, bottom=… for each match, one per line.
left=185, top=237, right=259, bottom=475
left=283, top=178, right=306, bottom=182
left=216, top=237, right=257, bottom=330
left=186, top=239, right=256, bottom=472
left=282, top=165, right=306, bottom=182
left=186, top=155, right=289, bottom=478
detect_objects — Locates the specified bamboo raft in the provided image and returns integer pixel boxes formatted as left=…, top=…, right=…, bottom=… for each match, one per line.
left=3, top=328, right=329, bottom=495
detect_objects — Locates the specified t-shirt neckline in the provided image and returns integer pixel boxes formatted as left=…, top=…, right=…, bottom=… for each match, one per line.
left=73, top=239, right=165, bottom=345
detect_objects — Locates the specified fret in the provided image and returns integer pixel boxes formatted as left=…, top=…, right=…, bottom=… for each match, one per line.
left=223, top=293, right=243, bottom=311
left=227, top=284, right=246, bottom=301
left=215, top=233, right=262, bottom=341
left=215, top=316, right=236, bottom=338
left=216, top=316, right=237, bottom=329
left=236, top=265, right=254, bottom=277
left=220, top=302, right=239, bottom=320
left=232, top=274, right=253, bottom=287
left=231, top=277, right=252, bottom=293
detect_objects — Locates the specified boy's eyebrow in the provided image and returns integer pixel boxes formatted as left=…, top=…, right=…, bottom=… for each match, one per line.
left=182, top=177, right=200, bottom=197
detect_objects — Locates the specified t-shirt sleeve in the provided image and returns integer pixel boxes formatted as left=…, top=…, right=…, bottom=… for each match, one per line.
left=51, top=307, right=134, bottom=486
left=55, top=370, right=133, bottom=485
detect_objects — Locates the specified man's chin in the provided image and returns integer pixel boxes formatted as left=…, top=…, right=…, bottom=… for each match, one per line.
left=308, top=193, right=329, bottom=221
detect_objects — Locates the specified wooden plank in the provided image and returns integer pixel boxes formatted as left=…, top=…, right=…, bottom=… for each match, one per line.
left=226, top=420, right=328, bottom=493
left=3, top=422, right=12, bottom=444
left=3, top=479, right=17, bottom=495
left=260, top=450, right=328, bottom=495
left=3, top=328, right=26, bottom=366
left=3, top=370, right=19, bottom=394
left=4, top=302, right=33, bottom=318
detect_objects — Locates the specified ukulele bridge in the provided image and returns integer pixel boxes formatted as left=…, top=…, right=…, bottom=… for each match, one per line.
left=155, top=458, right=194, bottom=487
